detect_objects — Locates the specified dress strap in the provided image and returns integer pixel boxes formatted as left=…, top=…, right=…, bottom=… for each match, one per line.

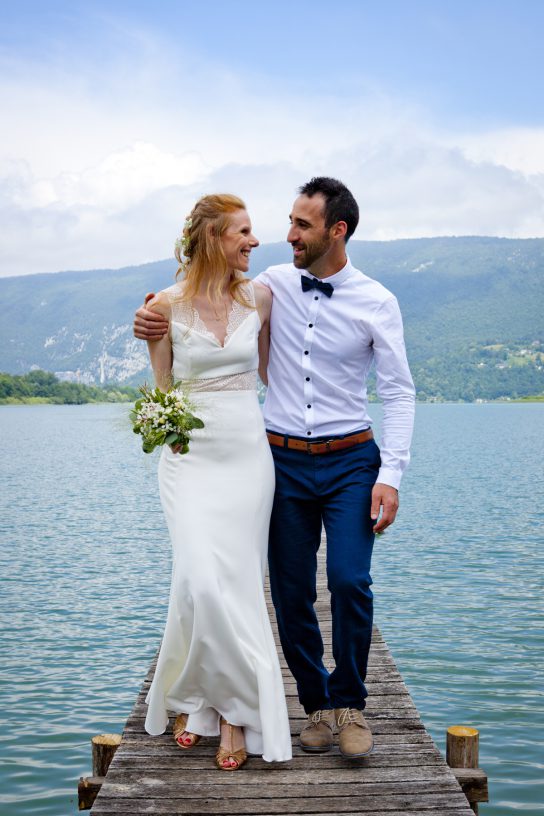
left=243, top=280, right=256, bottom=308
left=163, top=284, right=194, bottom=327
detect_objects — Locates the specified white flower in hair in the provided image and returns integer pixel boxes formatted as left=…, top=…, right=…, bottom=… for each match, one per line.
left=175, top=215, right=193, bottom=259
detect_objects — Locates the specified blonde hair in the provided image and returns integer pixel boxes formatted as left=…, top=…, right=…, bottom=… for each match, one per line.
left=175, top=193, right=253, bottom=307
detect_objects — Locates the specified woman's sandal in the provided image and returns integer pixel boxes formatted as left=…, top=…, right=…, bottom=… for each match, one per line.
left=215, top=717, right=247, bottom=771
left=173, top=713, right=201, bottom=750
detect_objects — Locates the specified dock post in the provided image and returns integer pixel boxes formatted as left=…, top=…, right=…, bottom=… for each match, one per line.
left=91, top=733, right=122, bottom=776
left=78, top=733, right=121, bottom=810
left=446, top=725, right=489, bottom=813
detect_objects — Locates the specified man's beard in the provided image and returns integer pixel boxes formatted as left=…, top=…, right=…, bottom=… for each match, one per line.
left=292, top=233, right=332, bottom=269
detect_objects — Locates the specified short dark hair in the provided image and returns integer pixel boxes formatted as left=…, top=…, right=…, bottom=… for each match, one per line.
left=298, top=176, right=359, bottom=241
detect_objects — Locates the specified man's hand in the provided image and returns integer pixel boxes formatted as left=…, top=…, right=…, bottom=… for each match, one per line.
left=371, top=483, right=399, bottom=534
left=133, top=292, right=169, bottom=340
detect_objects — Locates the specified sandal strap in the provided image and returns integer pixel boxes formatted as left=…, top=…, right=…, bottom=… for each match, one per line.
left=173, top=713, right=188, bottom=740
left=217, top=718, right=247, bottom=769
left=173, top=713, right=200, bottom=747
left=215, top=746, right=247, bottom=768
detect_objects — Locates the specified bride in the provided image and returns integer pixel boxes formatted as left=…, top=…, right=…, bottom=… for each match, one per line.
left=142, top=193, right=292, bottom=770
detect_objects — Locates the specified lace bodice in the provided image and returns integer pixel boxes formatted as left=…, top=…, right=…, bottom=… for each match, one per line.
left=163, top=282, right=260, bottom=392
left=170, top=296, right=253, bottom=347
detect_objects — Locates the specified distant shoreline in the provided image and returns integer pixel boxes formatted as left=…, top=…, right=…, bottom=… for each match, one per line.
left=0, top=370, right=139, bottom=406
left=2, top=396, right=543, bottom=406
left=2, top=371, right=543, bottom=406
left=0, top=396, right=135, bottom=405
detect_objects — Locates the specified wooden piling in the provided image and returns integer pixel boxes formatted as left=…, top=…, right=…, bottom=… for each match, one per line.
left=92, top=734, right=122, bottom=777
left=446, top=726, right=489, bottom=814
left=78, top=777, right=105, bottom=811
left=79, top=733, right=122, bottom=810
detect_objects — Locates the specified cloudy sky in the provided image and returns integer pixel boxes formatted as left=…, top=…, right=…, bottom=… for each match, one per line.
left=1, top=0, right=543, bottom=276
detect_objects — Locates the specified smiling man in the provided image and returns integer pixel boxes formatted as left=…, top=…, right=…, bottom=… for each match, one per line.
left=134, top=177, right=415, bottom=758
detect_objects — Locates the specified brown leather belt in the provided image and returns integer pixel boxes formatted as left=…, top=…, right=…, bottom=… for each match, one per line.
left=266, top=429, right=373, bottom=455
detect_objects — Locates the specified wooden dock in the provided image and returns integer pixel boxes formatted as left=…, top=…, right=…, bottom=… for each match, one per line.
left=90, top=546, right=478, bottom=815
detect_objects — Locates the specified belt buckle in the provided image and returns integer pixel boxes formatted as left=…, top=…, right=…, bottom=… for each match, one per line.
left=306, top=438, right=335, bottom=454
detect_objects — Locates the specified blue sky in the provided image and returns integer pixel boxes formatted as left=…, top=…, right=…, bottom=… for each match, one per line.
left=1, top=0, right=543, bottom=275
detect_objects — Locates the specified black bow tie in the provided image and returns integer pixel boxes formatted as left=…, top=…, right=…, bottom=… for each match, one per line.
left=301, top=276, right=334, bottom=298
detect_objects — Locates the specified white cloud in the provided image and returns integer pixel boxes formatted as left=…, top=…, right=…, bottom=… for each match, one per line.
left=455, top=127, right=544, bottom=176
left=11, top=142, right=208, bottom=212
left=1, top=31, right=544, bottom=277
left=2, top=135, right=543, bottom=277
left=332, top=141, right=544, bottom=240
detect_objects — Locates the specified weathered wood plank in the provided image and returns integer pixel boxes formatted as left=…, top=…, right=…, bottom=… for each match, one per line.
left=93, top=811, right=469, bottom=816
left=450, top=768, right=489, bottom=803
left=99, top=778, right=464, bottom=795
left=120, top=716, right=427, bottom=738
left=110, top=756, right=447, bottom=774
left=102, top=766, right=458, bottom=788
left=119, top=728, right=433, bottom=742
left=113, top=749, right=440, bottom=764
left=91, top=792, right=473, bottom=813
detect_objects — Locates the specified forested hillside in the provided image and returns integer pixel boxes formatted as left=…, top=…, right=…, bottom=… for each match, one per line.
left=1, top=237, right=542, bottom=401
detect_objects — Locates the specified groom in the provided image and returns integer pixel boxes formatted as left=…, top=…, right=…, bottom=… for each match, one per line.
left=134, top=177, right=415, bottom=758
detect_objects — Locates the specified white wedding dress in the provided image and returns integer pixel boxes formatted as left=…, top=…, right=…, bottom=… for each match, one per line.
left=144, top=282, right=292, bottom=762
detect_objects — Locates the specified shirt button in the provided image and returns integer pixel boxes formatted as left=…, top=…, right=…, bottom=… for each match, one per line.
left=307, top=431, right=312, bottom=436
left=304, top=350, right=309, bottom=355
left=307, top=404, right=311, bottom=408
left=305, top=377, right=310, bottom=381
left=314, top=296, right=318, bottom=300
left=308, top=323, right=313, bottom=328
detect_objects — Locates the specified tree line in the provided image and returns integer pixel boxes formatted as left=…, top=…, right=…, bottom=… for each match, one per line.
left=0, top=370, right=139, bottom=404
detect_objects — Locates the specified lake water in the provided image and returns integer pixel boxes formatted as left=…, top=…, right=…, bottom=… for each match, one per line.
left=0, top=403, right=543, bottom=815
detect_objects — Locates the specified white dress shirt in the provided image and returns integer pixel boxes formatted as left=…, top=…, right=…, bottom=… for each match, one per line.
left=254, top=258, right=415, bottom=490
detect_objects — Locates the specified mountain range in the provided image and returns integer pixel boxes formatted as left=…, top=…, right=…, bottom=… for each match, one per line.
left=1, top=237, right=543, bottom=400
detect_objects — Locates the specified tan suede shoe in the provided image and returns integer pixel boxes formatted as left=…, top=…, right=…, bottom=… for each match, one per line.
left=335, top=708, right=374, bottom=757
left=299, top=709, right=335, bottom=753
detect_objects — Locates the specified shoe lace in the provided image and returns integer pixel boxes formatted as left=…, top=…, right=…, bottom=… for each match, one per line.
left=309, top=710, right=330, bottom=726
left=336, top=707, right=360, bottom=728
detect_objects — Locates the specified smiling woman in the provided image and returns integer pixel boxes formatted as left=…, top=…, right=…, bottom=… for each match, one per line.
left=132, top=193, right=291, bottom=771
left=173, top=194, right=259, bottom=306
left=146, top=194, right=267, bottom=379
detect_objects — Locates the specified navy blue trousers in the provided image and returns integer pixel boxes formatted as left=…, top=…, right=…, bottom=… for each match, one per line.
left=268, top=435, right=381, bottom=714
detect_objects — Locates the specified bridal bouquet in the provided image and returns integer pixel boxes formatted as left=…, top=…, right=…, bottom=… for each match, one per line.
left=131, top=383, right=204, bottom=454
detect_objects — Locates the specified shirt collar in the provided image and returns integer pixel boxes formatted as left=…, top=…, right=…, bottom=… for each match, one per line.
left=300, top=256, right=355, bottom=287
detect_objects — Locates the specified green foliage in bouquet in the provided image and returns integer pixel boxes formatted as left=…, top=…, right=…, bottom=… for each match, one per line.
left=130, top=382, right=204, bottom=454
